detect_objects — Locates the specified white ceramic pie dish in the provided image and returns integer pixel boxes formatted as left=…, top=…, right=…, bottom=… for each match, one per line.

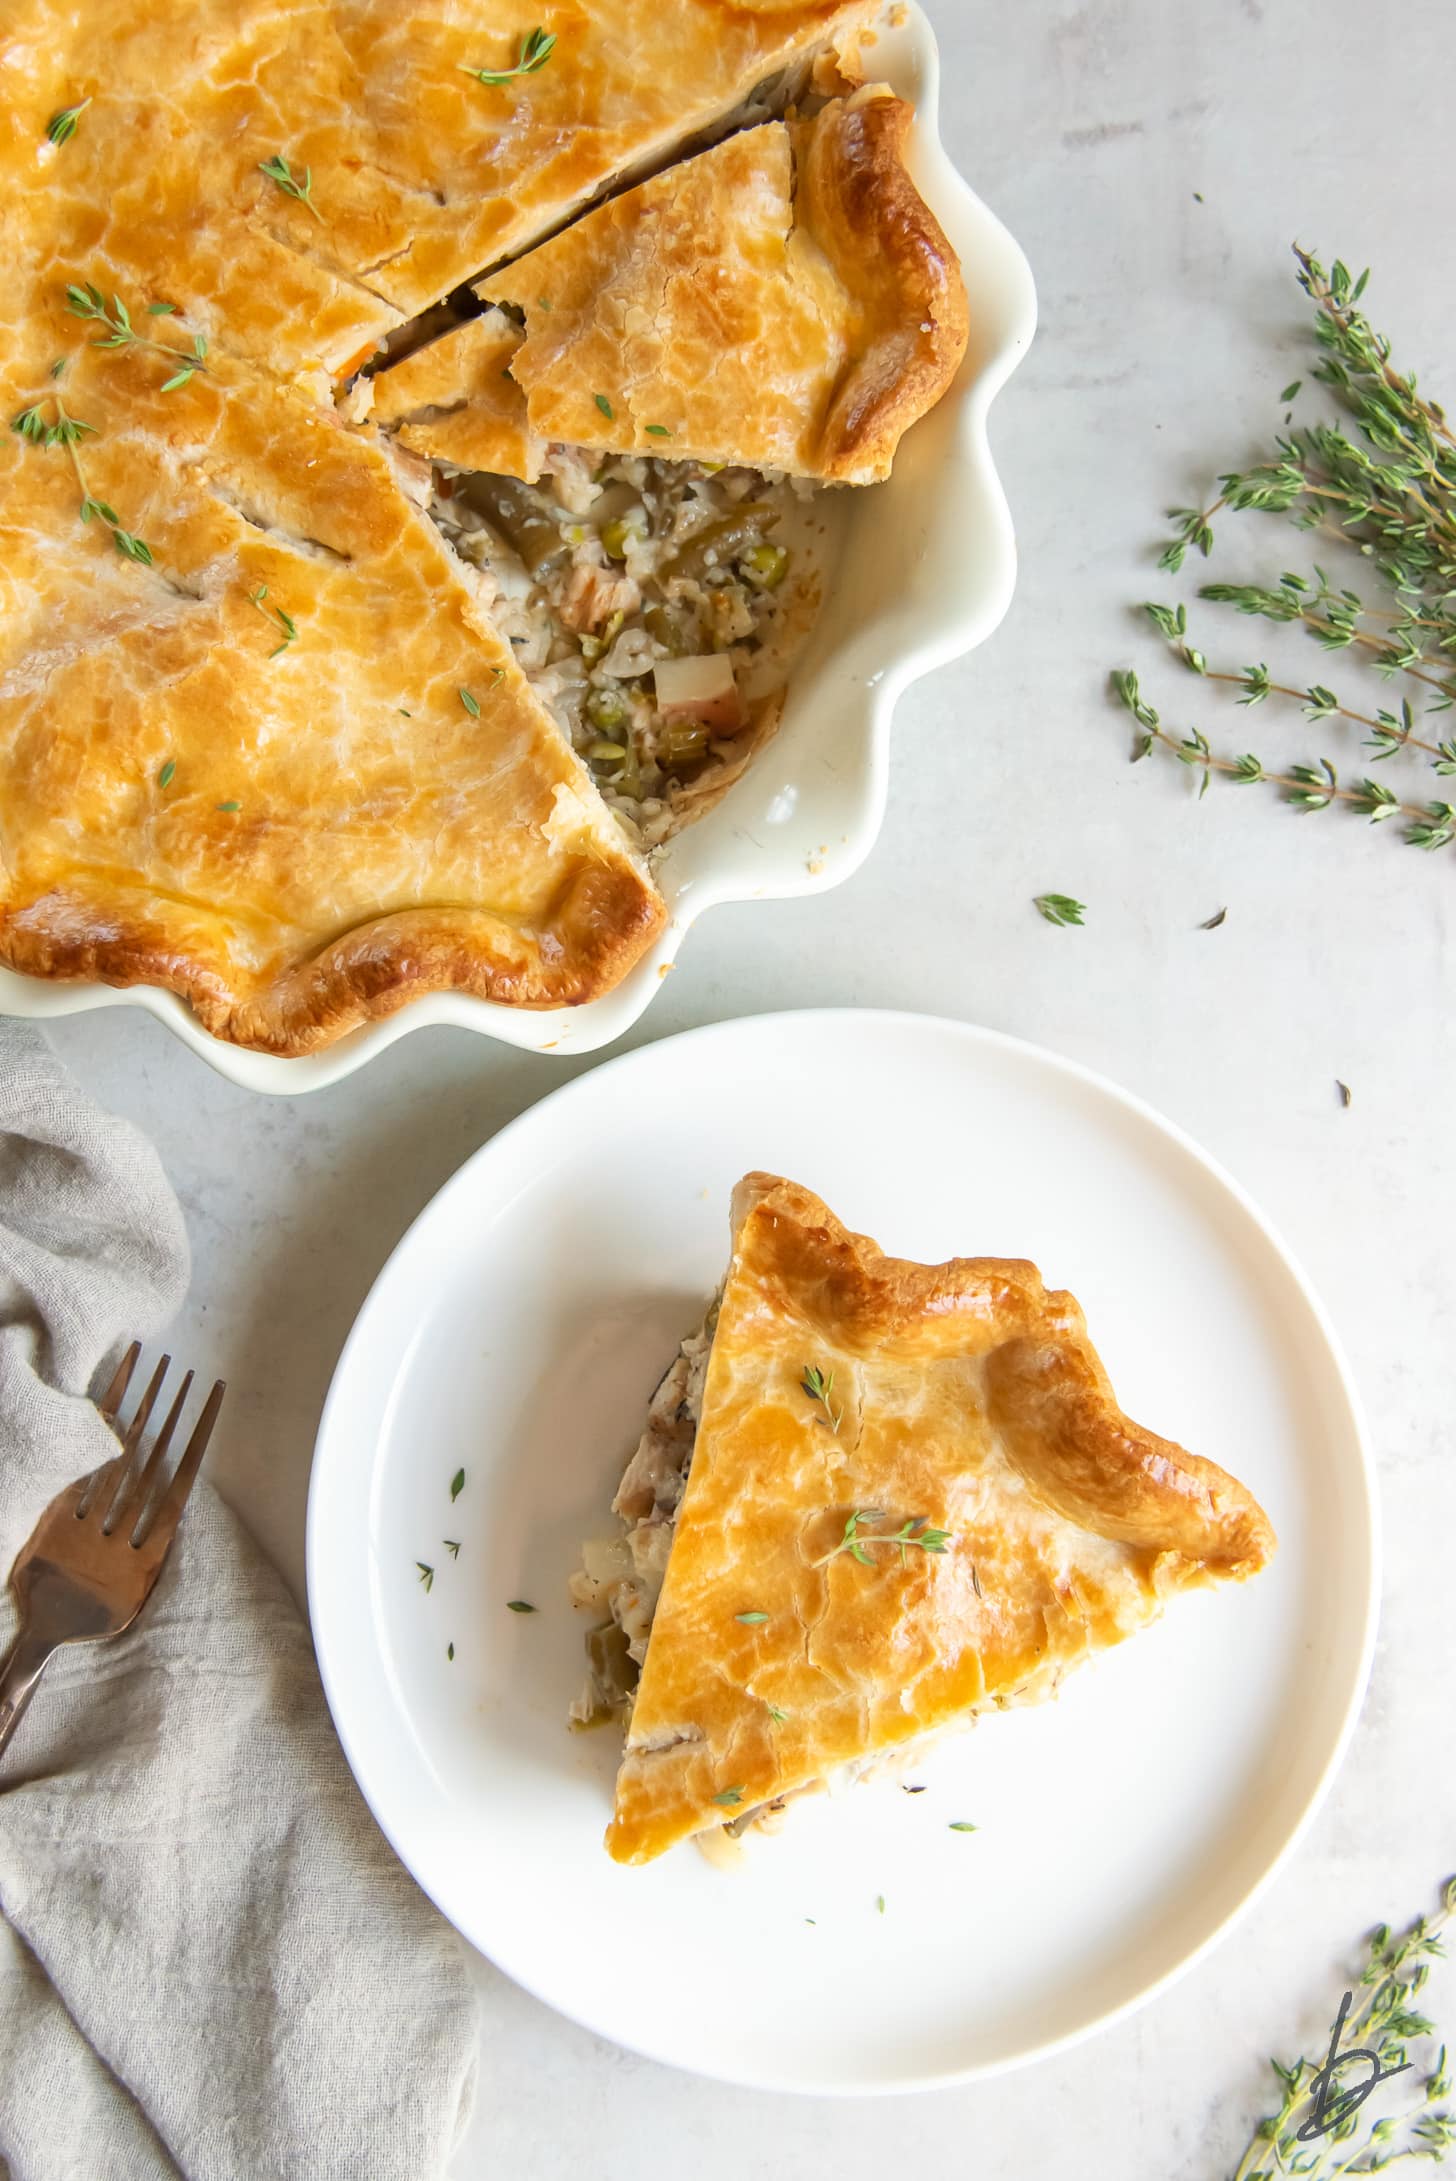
left=0, top=6, right=1036, bottom=1094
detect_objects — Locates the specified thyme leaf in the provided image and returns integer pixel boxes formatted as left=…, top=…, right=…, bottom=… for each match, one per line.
left=416, top=1561, right=434, bottom=1592
left=459, top=26, right=557, bottom=87
left=799, top=1362, right=842, bottom=1433
left=66, top=281, right=210, bottom=382
left=712, top=1786, right=744, bottom=1808
left=45, top=99, right=91, bottom=147
left=258, top=153, right=323, bottom=221
left=1035, top=893, right=1085, bottom=927
left=818, top=1510, right=954, bottom=1568
left=506, top=1599, right=536, bottom=1613
left=12, top=393, right=154, bottom=566
left=248, top=585, right=298, bottom=657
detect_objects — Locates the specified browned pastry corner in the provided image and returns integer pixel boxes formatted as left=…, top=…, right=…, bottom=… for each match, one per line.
left=606, top=1173, right=1275, bottom=1863
left=462, top=89, right=968, bottom=484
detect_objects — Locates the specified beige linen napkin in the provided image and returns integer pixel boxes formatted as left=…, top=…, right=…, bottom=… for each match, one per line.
left=0, top=1024, right=477, bottom=2180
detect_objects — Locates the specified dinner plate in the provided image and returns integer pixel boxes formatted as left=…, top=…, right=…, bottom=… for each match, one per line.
left=307, top=1011, right=1377, bottom=2094
left=0, top=5, right=1037, bottom=1093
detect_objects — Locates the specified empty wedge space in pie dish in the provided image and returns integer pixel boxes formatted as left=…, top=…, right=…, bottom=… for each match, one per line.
left=0, top=3, right=1036, bottom=1084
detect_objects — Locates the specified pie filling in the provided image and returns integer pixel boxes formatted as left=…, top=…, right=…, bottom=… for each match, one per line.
left=429, top=450, right=823, bottom=847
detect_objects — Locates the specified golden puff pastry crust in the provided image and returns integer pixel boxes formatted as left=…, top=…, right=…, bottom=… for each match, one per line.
left=0, top=342, right=664, bottom=1054
left=4, top=0, right=881, bottom=381
left=474, top=90, right=969, bottom=483
left=369, top=312, right=546, bottom=483
left=607, top=1173, right=1276, bottom=1864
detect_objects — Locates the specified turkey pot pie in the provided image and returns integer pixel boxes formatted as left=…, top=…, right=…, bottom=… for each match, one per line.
left=571, top=1174, right=1276, bottom=1867
left=1, top=6, right=967, bottom=1052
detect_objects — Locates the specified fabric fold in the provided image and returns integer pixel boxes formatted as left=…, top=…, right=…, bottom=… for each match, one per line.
left=0, top=1024, right=476, bottom=2181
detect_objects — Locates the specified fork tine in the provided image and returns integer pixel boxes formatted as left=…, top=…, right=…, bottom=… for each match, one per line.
left=134, top=1379, right=224, bottom=1547
left=120, top=1369, right=193, bottom=1530
left=99, top=1354, right=171, bottom=1533
left=97, top=1340, right=142, bottom=1426
left=75, top=1340, right=146, bottom=1517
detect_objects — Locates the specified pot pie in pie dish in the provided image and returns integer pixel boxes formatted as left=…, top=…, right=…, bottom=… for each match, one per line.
left=0, top=0, right=1031, bottom=1072
left=570, top=1173, right=1276, bottom=1867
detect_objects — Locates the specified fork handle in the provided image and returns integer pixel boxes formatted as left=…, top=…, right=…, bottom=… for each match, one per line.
left=0, top=1629, right=58, bottom=1766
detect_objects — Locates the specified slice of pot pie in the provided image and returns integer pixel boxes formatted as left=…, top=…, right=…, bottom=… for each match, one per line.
left=0, top=342, right=663, bottom=1053
left=368, top=88, right=967, bottom=842
left=571, top=1174, right=1276, bottom=1866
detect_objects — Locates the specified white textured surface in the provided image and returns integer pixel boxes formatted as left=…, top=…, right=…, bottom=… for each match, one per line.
left=38, top=0, right=1456, bottom=2172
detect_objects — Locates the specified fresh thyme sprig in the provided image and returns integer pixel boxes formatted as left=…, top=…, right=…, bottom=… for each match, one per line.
left=818, top=1510, right=954, bottom=1569
left=459, top=26, right=557, bottom=87
left=11, top=396, right=153, bottom=563
left=1144, top=602, right=1455, bottom=768
left=1113, top=670, right=1455, bottom=850
left=248, top=585, right=298, bottom=658
left=1229, top=1877, right=1456, bottom=2181
left=800, top=1363, right=842, bottom=1433
left=258, top=154, right=323, bottom=222
left=66, top=283, right=209, bottom=388
left=45, top=99, right=91, bottom=146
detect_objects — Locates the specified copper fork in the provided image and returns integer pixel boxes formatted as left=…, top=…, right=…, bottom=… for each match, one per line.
left=0, top=1342, right=225, bottom=1765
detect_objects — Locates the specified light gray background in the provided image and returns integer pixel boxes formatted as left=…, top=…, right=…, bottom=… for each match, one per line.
left=42, top=1, right=1456, bottom=2173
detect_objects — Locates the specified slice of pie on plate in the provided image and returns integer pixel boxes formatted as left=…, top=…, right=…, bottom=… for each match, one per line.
left=571, top=1174, right=1276, bottom=1866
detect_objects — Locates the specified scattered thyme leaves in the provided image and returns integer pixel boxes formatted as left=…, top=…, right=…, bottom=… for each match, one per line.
left=767, top=1706, right=788, bottom=1724
left=971, top=1562, right=984, bottom=1599
left=459, top=687, right=480, bottom=717
left=735, top=1611, right=769, bottom=1625
left=1337, top=1079, right=1353, bottom=1107
left=594, top=392, right=614, bottom=420
left=447, top=1642, right=455, bottom=1661
left=902, top=1784, right=927, bottom=1794
left=258, top=153, right=322, bottom=221
left=645, top=423, right=672, bottom=437
left=1200, top=906, right=1228, bottom=929
left=459, top=25, right=557, bottom=87
left=506, top=1599, right=536, bottom=1614
left=248, top=585, right=298, bottom=657
left=712, top=1786, right=744, bottom=1808
left=949, top=1821, right=979, bottom=1833
left=12, top=392, right=154, bottom=566
left=1035, top=892, right=1086, bottom=927
left=800, top=1362, right=842, bottom=1433
left=157, top=759, right=176, bottom=789
left=820, top=1510, right=953, bottom=1569
left=215, top=800, right=241, bottom=813
left=444, top=1539, right=460, bottom=1558
left=876, top=1895, right=885, bottom=1914
left=45, top=99, right=91, bottom=146
left=66, top=281, right=210, bottom=385
left=416, top=1561, right=434, bottom=1592
left=450, top=1467, right=465, bottom=1501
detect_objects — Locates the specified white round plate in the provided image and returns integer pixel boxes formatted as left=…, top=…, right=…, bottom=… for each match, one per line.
left=307, top=1011, right=1377, bottom=2094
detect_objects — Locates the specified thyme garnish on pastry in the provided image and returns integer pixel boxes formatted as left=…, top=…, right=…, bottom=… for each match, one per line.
left=66, top=283, right=210, bottom=388
left=10, top=397, right=153, bottom=563
left=458, top=26, right=556, bottom=88
left=257, top=153, right=322, bottom=221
